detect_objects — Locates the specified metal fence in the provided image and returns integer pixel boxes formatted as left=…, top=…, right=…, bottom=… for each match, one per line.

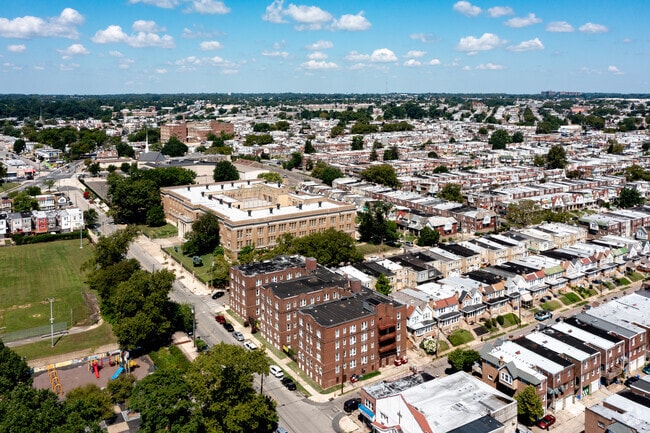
left=0, top=322, right=68, bottom=343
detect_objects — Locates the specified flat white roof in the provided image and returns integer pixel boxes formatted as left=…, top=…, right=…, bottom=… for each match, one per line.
left=551, top=322, right=616, bottom=351
left=525, top=331, right=591, bottom=362
left=497, top=340, right=565, bottom=374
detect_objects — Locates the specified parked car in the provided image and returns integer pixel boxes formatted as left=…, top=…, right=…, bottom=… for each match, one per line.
left=344, top=398, right=361, bottom=413
left=537, top=414, right=556, bottom=429
left=275, top=428, right=288, bottom=433
left=281, top=377, right=297, bottom=391
left=535, top=310, right=553, bottom=321
left=244, top=340, right=258, bottom=351
left=269, top=365, right=284, bottom=379
left=211, top=291, right=225, bottom=299
left=215, top=315, right=226, bottom=324
left=624, top=376, right=639, bottom=387
left=232, top=331, right=244, bottom=341
left=643, top=364, right=650, bottom=375
left=223, top=322, right=234, bottom=332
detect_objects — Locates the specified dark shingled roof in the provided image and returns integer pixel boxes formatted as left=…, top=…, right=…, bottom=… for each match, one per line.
left=512, top=337, right=574, bottom=368
left=300, top=290, right=403, bottom=327
left=447, top=415, right=504, bottom=433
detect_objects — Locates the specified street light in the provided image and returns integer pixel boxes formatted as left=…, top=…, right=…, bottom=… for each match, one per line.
left=191, top=306, right=196, bottom=347
left=48, top=298, right=55, bottom=347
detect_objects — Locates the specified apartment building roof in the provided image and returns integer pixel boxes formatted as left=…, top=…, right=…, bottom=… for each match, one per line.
left=511, top=338, right=574, bottom=373
left=300, top=290, right=402, bottom=327
left=480, top=341, right=547, bottom=385
left=267, top=268, right=348, bottom=299
left=536, top=328, right=599, bottom=358
left=575, top=313, right=644, bottom=339
left=552, top=321, right=620, bottom=351
left=234, top=255, right=305, bottom=276
left=588, top=393, right=650, bottom=433
left=437, top=243, right=479, bottom=258
left=465, top=270, right=504, bottom=285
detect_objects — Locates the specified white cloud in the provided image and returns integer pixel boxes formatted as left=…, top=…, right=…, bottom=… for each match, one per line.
left=109, top=50, right=124, bottom=57
left=308, top=51, right=327, bottom=60
left=457, top=33, right=504, bottom=54
left=132, top=20, right=163, bottom=32
left=507, top=38, right=544, bottom=52
left=0, top=8, right=84, bottom=39
left=200, top=40, right=222, bottom=50
left=409, top=33, right=435, bottom=43
left=262, top=50, right=289, bottom=58
left=181, top=27, right=221, bottom=38
left=92, top=24, right=175, bottom=48
left=403, top=59, right=421, bottom=67
left=344, top=50, right=369, bottom=62
left=128, top=0, right=180, bottom=8
left=155, top=68, right=168, bottom=74
left=429, top=58, right=441, bottom=65
left=370, top=48, right=397, bottom=63
left=59, top=63, right=80, bottom=71
left=186, top=0, right=230, bottom=14
left=331, top=12, right=371, bottom=31
left=285, top=4, right=332, bottom=30
left=118, top=58, right=135, bottom=69
left=546, top=21, right=574, bottom=32
left=57, top=43, right=90, bottom=58
left=7, top=44, right=26, bottom=53
left=476, top=62, right=504, bottom=70
left=453, top=1, right=481, bottom=17
left=608, top=65, right=623, bottom=75
left=505, top=13, right=541, bottom=28
left=262, top=0, right=285, bottom=23
left=404, top=50, right=426, bottom=58
left=306, top=40, right=333, bottom=50
left=462, top=65, right=471, bottom=71
left=579, top=22, right=608, bottom=33
left=301, top=59, right=338, bottom=70
left=348, top=63, right=366, bottom=70
left=487, top=6, right=513, bottom=18
left=33, top=65, right=45, bottom=70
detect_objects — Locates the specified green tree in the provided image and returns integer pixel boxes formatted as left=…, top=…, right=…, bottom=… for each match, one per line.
left=533, top=154, right=546, bottom=167
left=130, top=368, right=198, bottom=433
left=369, top=148, right=378, bottom=161
left=115, top=142, right=135, bottom=158
left=506, top=200, right=544, bottom=227
left=311, top=161, right=344, bottom=186
left=65, top=384, right=114, bottom=422
left=447, top=348, right=480, bottom=372
left=511, top=131, right=524, bottom=143
left=283, top=152, right=303, bottom=170
left=186, top=342, right=277, bottom=433
left=358, top=201, right=399, bottom=245
left=108, top=175, right=160, bottom=224
left=304, top=139, right=316, bottom=154
left=87, top=162, right=101, bottom=175
left=161, top=136, right=188, bottom=157
left=0, top=163, right=6, bottom=185
left=383, top=145, right=399, bottom=161
left=0, top=341, right=33, bottom=394
left=213, top=160, right=240, bottom=182
left=183, top=212, right=220, bottom=256
left=10, top=191, right=39, bottom=212
left=546, top=144, right=568, bottom=169
left=606, top=139, right=624, bottom=154
left=287, top=228, right=362, bottom=266
left=617, top=187, right=643, bottom=208
left=83, top=208, right=98, bottom=227
left=146, top=204, right=166, bottom=227
left=351, top=135, right=364, bottom=151
left=13, top=138, right=26, bottom=154
left=120, top=162, right=132, bottom=173
left=375, top=273, right=392, bottom=295
left=489, top=129, right=511, bottom=150
left=107, top=373, right=136, bottom=404
left=515, top=385, right=544, bottom=425
left=359, top=164, right=400, bottom=188
left=237, top=244, right=257, bottom=264
left=438, top=183, right=463, bottom=203
left=432, top=165, right=449, bottom=173
left=86, top=226, right=139, bottom=270
left=257, top=172, right=283, bottom=184
left=417, top=226, right=440, bottom=247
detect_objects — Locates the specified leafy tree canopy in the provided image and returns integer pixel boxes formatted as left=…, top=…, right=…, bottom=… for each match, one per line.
left=213, top=160, right=240, bottom=182
left=359, top=164, right=400, bottom=188
left=257, top=171, right=283, bottom=184
left=515, top=385, right=544, bottom=425
left=358, top=201, right=399, bottom=245
left=438, top=183, right=463, bottom=203
left=417, top=226, right=440, bottom=247
left=489, top=129, right=511, bottom=150
left=375, top=273, right=392, bottom=295
left=161, top=136, right=188, bottom=157
left=447, top=348, right=480, bottom=372
left=183, top=212, right=220, bottom=256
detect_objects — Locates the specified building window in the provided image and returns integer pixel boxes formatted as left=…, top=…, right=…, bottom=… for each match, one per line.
left=500, top=371, right=513, bottom=385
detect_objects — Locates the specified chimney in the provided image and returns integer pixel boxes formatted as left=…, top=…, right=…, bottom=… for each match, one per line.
left=305, top=257, right=317, bottom=271
left=269, top=208, right=273, bottom=214
left=247, top=180, right=250, bottom=185
left=499, top=356, right=504, bottom=367
left=219, top=198, right=223, bottom=204
left=318, top=201, right=322, bottom=207
left=205, top=185, right=209, bottom=190
left=221, top=184, right=224, bottom=190
left=187, top=186, right=190, bottom=191
left=298, top=203, right=303, bottom=210
left=201, top=191, right=204, bottom=197
left=278, top=182, right=282, bottom=188
left=231, top=182, right=234, bottom=187
left=276, top=203, right=280, bottom=210
left=247, top=210, right=252, bottom=217
left=228, top=203, right=231, bottom=208
left=349, top=278, right=362, bottom=293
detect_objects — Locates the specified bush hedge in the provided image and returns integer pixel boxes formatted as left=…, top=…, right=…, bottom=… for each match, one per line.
left=11, top=230, right=87, bottom=245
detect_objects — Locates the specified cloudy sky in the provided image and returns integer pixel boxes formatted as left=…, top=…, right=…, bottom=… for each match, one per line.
left=0, top=0, right=647, bottom=94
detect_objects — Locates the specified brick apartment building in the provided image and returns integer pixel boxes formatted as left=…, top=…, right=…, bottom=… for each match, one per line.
left=160, top=119, right=234, bottom=144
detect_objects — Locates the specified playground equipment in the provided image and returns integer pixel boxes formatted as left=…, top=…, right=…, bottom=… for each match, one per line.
left=111, top=366, right=124, bottom=380
left=47, top=365, right=63, bottom=397
left=92, top=360, right=100, bottom=378
left=109, top=350, right=137, bottom=380
left=87, top=356, right=104, bottom=379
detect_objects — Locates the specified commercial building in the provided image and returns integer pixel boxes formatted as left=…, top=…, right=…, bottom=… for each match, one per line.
left=161, top=179, right=357, bottom=253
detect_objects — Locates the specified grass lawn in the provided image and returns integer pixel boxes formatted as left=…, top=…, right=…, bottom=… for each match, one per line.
left=138, top=224, right=178, bottom=239
left=560, top=292, right=582, bottom=305
left=12, top=321, right=117, bottom=362
left=497, top=313, right=520, bottom=328
left=356, top=243, right=399, bottom=257
left=149, top=345, right=191, bottom=372
left=0, top=240, right=93, bottom=333
left=0, top=182, right=19, bottom=193
left=448, top=329, right=474, bottom=346
left=627, top=272, right=644, bottom=282
left=616, top=277, right=631, bottom=286
left=437, top=340, right=450, bottom=353
left=165, top=247, right=216, bottom=285
left=541, top=300, right=563, bottom=311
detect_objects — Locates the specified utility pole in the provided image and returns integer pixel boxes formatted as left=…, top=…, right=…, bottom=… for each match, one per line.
left=49, top=298, right=54, bottom=347
left=192, top=306, right=196, bottom=347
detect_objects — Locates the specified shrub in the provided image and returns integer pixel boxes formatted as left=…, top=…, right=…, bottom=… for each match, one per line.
left=419, top=337, right=438, bottom=355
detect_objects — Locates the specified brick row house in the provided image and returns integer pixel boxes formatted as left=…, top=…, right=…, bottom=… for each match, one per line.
left=0, top=208, right=83, bottom=238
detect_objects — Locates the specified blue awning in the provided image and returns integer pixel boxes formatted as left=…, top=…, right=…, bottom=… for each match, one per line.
left=359, top=403, right=374, bottom=420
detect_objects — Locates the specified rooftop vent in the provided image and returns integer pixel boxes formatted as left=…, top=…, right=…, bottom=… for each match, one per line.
left=247, top=210, right=252, bottom=217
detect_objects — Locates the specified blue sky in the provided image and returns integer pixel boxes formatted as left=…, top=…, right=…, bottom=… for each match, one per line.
left=0, top=0, right=647, bottom=94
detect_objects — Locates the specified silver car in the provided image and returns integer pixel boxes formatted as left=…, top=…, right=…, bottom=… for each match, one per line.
left=232, top=331, right=244, bottom=341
